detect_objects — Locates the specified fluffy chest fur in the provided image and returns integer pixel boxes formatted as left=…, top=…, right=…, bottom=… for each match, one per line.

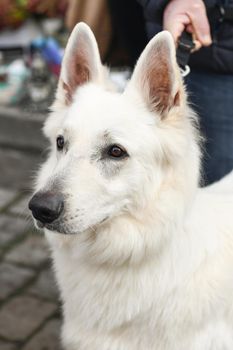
left=47, top=189, right=233, bottom=350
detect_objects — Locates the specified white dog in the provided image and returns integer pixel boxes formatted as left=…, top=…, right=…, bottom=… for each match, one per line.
left=29, top=23, right=233, bottom=350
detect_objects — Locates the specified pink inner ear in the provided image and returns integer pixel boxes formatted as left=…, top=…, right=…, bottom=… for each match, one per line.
left=63, top=51, right=91, bottom=105
left=147, top=60, right=172, bottom=114
left=173, top=91, right=180, bottom=107
left=140, top=40, right=179, bottom=116
left=62, top=81, right=73, bottom=105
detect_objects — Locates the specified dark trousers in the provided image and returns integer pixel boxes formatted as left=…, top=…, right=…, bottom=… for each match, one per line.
left=186, top=70, right=233, bottom=185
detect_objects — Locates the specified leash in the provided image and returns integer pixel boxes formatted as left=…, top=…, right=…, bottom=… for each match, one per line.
left=176, top=31, right=194, bottom=77
left=176, top=4, right=233, bottom=77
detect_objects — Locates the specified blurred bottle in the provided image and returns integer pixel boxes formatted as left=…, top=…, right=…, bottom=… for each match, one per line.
left=0, top=52, right=8, bottom=83
left=31, top=37, right=62, bottom=76
left=0, top=52, right=29, bottom=105
left=27, top=52, right=53, bottom=103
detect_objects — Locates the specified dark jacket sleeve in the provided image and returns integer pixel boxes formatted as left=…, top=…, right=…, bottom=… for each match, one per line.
left=137, top=0, right=169, bottom=23
left=136, top=0, right=169, bottom=38
left=137, top=0, right=168, bottom=9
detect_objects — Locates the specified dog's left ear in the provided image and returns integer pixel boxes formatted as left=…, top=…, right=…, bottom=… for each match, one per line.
left=57, top=22, right=102, bottom=105
left=126, top=31, right=182, bottom=117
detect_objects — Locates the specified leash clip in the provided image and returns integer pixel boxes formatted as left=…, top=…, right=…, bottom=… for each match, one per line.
left=180, top=65, right=190, bottom=77
left=176, top=31, right=194, bottom=78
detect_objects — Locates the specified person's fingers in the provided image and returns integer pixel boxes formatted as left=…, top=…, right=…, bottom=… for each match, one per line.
left=164, top=14, right=190, bottom=43
left=188, top=3, right=212, bottom=46
left=186, top=24, right=194, bottom=34
left=192, top=40, right=202, bottom=51
left=182, top=24, right=202, bottom=52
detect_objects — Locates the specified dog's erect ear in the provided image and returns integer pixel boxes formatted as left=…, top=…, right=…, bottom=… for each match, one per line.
left=58, top=22, right=102, bottom=105
left=126, top=31, right=181, bottom=117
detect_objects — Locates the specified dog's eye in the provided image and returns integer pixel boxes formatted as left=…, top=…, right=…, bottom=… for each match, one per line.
left=107, top=145, right=127, bottom=159
left=56, top=135, right=65, bottom=150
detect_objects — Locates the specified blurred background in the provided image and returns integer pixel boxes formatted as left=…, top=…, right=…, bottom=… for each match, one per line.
left=0, top=1, right=147, bottom=349
left=0, top=0, right=148, bottom=190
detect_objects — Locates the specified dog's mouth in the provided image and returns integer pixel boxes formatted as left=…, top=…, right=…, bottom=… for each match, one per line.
left=35, top=215, right=110, bottom=235
left=36, top=220, right=78, bottom=235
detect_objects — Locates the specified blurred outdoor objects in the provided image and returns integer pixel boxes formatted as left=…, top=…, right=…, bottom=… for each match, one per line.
left=0, top=0, right=69, bottom=193
left=0, top=0, right=113, bottom=192
left=0, top=0, right=143, bottom=191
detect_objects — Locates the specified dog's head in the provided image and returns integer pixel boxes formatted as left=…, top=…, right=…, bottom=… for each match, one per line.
left=29, top=23, right=200, bottom=236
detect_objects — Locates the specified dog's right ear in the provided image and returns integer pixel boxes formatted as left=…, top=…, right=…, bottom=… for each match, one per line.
left=125, top=31, right=182, bottom=118
left=57, top=22, right=102, bottom=105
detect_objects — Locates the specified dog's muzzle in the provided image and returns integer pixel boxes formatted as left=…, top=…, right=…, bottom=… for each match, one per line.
left=29, top=191, right=64, bottom=226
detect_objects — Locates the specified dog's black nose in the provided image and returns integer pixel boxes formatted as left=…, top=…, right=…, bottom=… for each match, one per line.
left=28, top=192, right=64, bottom=224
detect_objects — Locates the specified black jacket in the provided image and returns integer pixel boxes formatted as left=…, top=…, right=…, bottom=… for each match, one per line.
left=137, top=0, right=233, bottom=74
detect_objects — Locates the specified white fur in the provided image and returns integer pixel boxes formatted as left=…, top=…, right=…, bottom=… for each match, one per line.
left=33, top=23, right=233, bottom=349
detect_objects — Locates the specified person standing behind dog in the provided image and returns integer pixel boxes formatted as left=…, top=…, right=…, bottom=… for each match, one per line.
left=137, top=0, right=233, bottom=185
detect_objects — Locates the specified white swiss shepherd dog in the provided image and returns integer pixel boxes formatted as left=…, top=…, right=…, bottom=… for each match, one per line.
left=29, top=23, right=233, bottom=350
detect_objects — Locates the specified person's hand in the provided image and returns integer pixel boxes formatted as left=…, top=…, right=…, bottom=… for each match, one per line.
left=163, top=0, right=212, bottom=50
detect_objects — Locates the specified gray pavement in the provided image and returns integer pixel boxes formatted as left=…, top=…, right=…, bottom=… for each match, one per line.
left=0, top=105, right=47, bottom=190
left=0, top=187, right=62, bottom=350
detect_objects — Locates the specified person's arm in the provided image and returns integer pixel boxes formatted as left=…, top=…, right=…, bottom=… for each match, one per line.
left=137, top=0, right=168, bottom=7
left=163, top=0, right=212, bottom=48
left=136, top=0, right=169, bottom=24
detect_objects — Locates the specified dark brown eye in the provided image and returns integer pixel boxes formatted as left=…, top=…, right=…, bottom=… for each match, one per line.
left=56, top=135, right=64, bottom=150
left=107, top=145, right=127, bottom=159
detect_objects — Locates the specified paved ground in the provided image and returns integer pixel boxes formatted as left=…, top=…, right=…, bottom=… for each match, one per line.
left=0, top=187, right=62, bottom=350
